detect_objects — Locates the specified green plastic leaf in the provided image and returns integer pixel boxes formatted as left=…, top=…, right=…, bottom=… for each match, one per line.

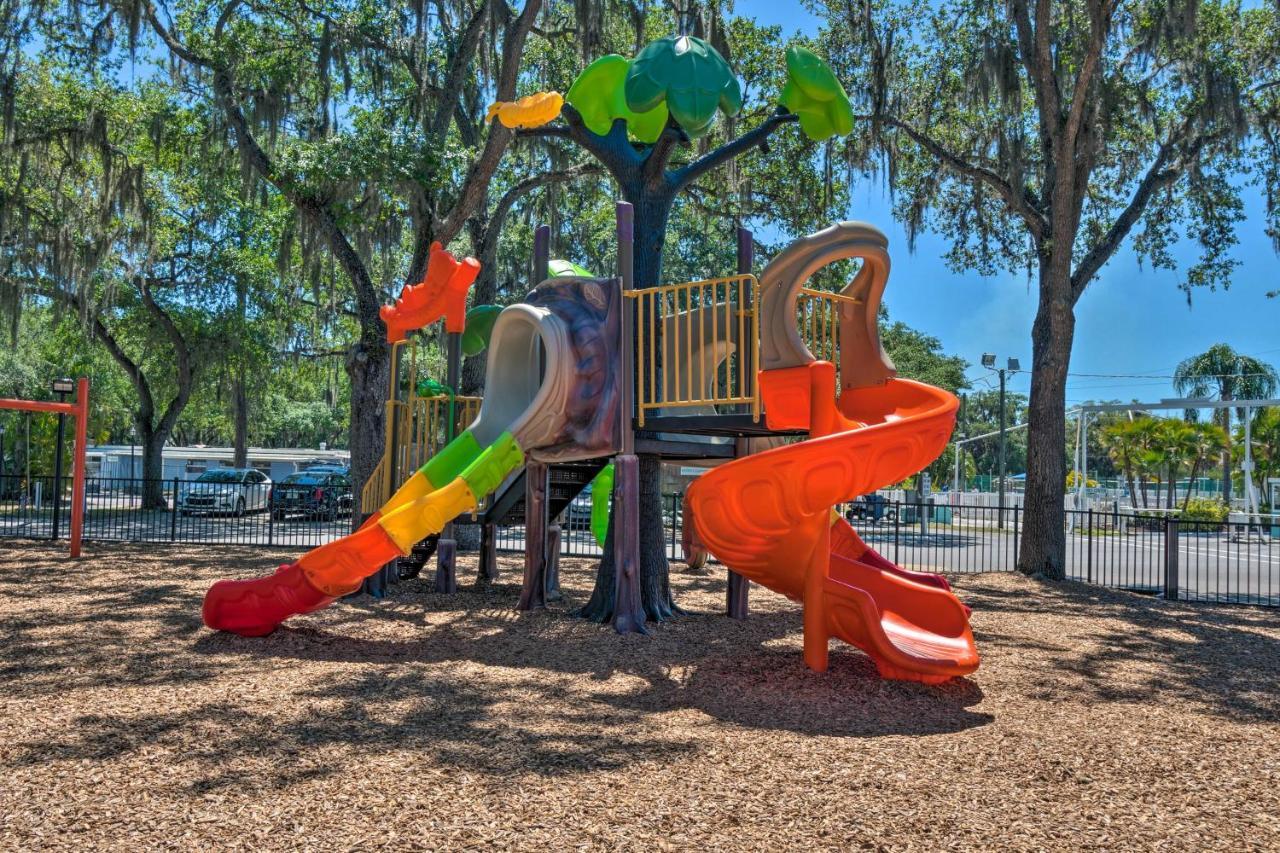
left=590, top=462, right=614, bottom=547
left=565, top=54, right=668, bottom=144
left=461, top=305, right=502, bottom=356
left=779, top=47, right=854, bottom=141
left=624, top=36, right=742, bottom=138
left=548, top=258, right=596, bottom=278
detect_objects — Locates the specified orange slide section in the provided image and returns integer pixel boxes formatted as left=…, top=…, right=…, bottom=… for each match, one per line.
left=686, top=362, right=979, bottom=683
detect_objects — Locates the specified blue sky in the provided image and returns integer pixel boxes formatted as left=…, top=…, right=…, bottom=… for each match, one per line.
left=738, top=0, right=1280, bottom=406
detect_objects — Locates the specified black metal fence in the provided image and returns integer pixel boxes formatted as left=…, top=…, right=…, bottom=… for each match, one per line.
left=1, top=474, right=353, bottom=549
left=3, top=476, right=1276, bottom=608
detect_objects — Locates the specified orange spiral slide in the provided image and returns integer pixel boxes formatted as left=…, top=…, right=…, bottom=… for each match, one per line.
left=684, top=220, right=978, bottom=682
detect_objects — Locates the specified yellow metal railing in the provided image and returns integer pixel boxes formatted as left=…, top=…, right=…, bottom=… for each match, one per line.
left=797, top=287, right=860, bottom=392
left=626, top=274, right=760, bottom=428
left=360, top=393, right=483, bottom=514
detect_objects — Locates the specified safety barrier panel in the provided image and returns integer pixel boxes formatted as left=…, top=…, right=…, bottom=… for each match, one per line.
left=796, top=286, right=861, bottom=393
left=360, top=394, right=482, bottom=514
left=626, top=274, right=759, bottom=427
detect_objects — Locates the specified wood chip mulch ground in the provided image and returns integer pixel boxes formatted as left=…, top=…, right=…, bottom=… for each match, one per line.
left=1, top=541, right=1278, bottom=851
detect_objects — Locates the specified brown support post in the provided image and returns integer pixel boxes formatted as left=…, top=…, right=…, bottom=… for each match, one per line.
left=435, top=330, right=463, bottom=593
left=69, top=378, right=89, bottom=559
left=546, top=520, right=562, bottom=601
left=612, top=201, right=644, bottom=634
left=725, top=226, right=755, bottom=619
left=518, top=460, right=549, bottom=610
left=478, top=522, right=498, bottom=583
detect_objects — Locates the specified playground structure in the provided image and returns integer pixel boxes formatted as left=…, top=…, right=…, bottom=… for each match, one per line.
left=201, top=206, right=979, bottom=683
left=0, top=378, right=90, bottom=557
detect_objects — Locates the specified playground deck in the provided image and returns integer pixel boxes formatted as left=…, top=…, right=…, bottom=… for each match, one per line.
left=1, top=543, right=1277, bottom=850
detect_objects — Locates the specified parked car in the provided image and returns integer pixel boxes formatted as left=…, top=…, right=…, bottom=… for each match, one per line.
left=302, top=464, right=350, bottom=478
left=271, top=471, right=353, bottom=520
left=844, top=493, right=896, bottom=524
left=179, top=468, right=271, bottom=516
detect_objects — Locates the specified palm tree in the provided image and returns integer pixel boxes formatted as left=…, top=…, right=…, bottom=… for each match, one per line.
left=1131, top=417, right=1168, bottom=508
left=1101, top=420, right=1145, bottom=508
left=1183, top=422, right=1229, bottom=509
left=1174, top=345, right=1279, bottom=502
left=1156, top=420, right=1198, bottom=509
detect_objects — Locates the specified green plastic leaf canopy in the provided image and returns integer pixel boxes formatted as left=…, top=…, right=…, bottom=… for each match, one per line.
left=565, top=54, right=669, bottom=144
left=461, top=305, right=502, bottom=356
left=624, top=36, right=742, bottom=138
left=779, top=46, right=854, bottom=141
left=548, top=258, right=595, bottom=278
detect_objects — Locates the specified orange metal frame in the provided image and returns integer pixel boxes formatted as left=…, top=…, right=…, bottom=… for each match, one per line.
left=0, top=378, right=90, bottom=557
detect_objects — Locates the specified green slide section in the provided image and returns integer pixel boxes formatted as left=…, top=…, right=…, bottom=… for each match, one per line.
left=460, top=431, right=526, bottom=499
left=423, top=430, right=484, bottom=488
left=590, top=462, right=614, bottom=547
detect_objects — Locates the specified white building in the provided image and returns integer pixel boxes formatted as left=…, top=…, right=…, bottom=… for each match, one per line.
left=87, top=444, right=350, bottom=482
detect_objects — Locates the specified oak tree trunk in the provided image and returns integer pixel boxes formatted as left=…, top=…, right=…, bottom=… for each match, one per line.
left=1018, top=266, right=1074, bottom=580
left=346, top=330, right=390, bottom=530
left=137, top=423, right=168, bottom=509
left=232, top=367, right=248, bottom=468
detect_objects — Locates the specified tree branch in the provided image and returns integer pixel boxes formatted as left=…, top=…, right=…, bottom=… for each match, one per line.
left=136, top=277, right=195, bottom=438
left=642, top=118, right=686, bottom=189
left=430, top=0, right=542, bottom=249
left=866, top=112, right=1049, bottom=242
left=428, top=1, right=489, bottom=138
left=670, top=107, right=798, bottom=191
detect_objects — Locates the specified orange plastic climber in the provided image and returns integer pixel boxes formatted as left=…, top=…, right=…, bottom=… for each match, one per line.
left=380, top=242, right=481, bottom=342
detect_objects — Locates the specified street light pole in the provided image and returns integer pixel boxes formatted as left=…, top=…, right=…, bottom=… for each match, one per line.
left=998, top=366, right=1007, bottom=528
left=982, top=354, right=1019, bottom=530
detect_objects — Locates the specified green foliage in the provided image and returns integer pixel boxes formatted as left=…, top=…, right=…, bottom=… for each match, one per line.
left=624, top=36, right=743, bottom=138
left=548, top=259, right=596, bottom=277
left=565, top=55, right=669, bottom=143
left=1181, top=498, right=1229, bottom=523
left=779, top=47, right=853, bottom=141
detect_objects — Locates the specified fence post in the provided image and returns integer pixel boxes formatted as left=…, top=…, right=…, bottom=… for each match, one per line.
left=1164, top=519, right=1180, bottom=600
left=169, top=477, right=179, bottom=542
left=893, top=501, right=900, bottom=564
left=1012, top=505, right=1020, bottom=570
left=267, top=493, right=274, bottom=546
left=1086, top=508, right=1094, bottom=585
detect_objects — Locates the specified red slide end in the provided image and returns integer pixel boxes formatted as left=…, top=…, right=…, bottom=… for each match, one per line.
left=202, top=563, right=336, bottom=637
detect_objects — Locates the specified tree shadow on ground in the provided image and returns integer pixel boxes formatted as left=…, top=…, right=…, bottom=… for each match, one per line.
left=960, top=577, right=1280, bottom=723
left=8, top=543, right=1278, bottom=795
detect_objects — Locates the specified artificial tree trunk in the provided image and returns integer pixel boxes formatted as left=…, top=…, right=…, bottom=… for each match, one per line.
left=578, top=188, right=681, bottom=623
left=1017, top=269, right=1074, bottom=581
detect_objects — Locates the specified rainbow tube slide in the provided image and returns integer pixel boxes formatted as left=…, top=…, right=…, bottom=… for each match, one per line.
left=202, top=301, right=573, bottom=636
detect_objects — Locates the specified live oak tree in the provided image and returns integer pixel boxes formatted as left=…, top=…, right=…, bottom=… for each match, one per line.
left=105, top=0, right=547, bottom=507
left=0, top=61, right=233, bottom=507
left=818, top=0, right=1280, bottom=578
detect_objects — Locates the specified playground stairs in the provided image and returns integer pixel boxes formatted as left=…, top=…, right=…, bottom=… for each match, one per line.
left=483, top=459, right=607, bottom=527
